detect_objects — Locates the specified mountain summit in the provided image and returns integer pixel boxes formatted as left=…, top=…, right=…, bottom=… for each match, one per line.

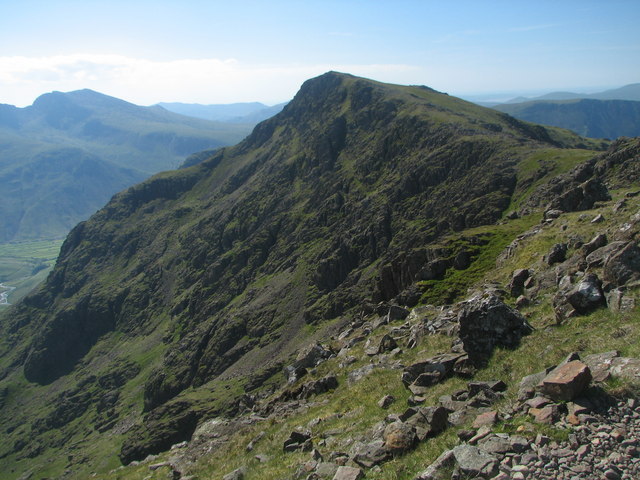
left=0, top=72, right=623, bottom=478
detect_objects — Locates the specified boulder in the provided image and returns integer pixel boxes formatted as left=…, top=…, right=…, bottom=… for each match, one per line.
left=332, top=466, right=364, bottom=480
left=472, top=411, right=499, bottom=428
left=296, top=343, right=333, bottom=369
left=603, top=241, right=640, bottom=287
left=350, top=440, right=389, bottom=468
left=414, top=449, right=455, bottom=480
left=457, top=293, right=532, bottom=365
left=508, top=269, right=530, bottom=297
left=452, top=444, right=498, bottom=478
left=566, top=273, right=605, bottom=314
left=401, top=353, right=464, bottom=387
left=223, top=467, right=247, bottom=480
left=545, top=243, right=567, bottom=265
left=378, top=395, right=395, bottom=409
left=383, top=422, right=417, bottom=453
left=365, top=334, right=398, bottom=356
left=586, top=241, right=627, bottom=269
left=399, top=406, right=448, bottom=441
left=283, top=430, right=312, bottom=452
left=583, top=233, right=607, bottom=255
left=538, top=360, right=592, bottom=401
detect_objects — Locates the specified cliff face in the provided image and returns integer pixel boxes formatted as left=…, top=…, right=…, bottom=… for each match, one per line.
left=0, top=72, right=612, bottom=476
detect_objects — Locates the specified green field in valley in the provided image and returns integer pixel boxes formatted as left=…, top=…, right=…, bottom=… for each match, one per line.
left=0, top=239, right=63, bottom=306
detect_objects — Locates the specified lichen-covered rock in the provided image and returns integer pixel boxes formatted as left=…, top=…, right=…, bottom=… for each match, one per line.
left=383, top=421, right=417, bottom=453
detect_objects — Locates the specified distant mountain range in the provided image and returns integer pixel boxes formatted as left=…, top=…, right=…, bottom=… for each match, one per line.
left=502, top=83, right=640, bottom=104
left=157, top=101, right=288, bottom=123
left=494, top=98, right=640, bottom=139
left=486, top=83, right=640, bottom=139
left=0, top=89, right=258, bottom=243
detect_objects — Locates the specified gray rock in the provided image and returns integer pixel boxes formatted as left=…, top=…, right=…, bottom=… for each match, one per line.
left=222, top=466, right=247, bottom=480
left=284, top=430, right=312, bottom=452
left=566, top=273, right=605, bottom=313
left=452, top=444, right=498, bottom=478
left=457, top=293, right=532, bottom=366
left=586, top=241, right=627, bottom=269
left=583, top=233, right=608, bottom=255
left=545, top=243, right=567, bottom=265
left=414, top=448, right=455, bottom=480
left=332, top=466, right=364, bottom=480
left=399, top=406, right=449, bottom=441
left=603, top=241, right=640, bottom=287
left=378, top=395, right=395, bottom=409
left=508, top=269, right=530, bottom=297
left=350, top=440, right=389, bottom=468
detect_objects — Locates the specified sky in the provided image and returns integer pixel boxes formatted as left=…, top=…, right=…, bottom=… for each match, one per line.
left=1, top=0, right=639, bottom=107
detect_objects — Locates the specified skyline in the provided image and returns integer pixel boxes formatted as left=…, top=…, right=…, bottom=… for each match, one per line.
left=1, top=0, right=639, bottom=107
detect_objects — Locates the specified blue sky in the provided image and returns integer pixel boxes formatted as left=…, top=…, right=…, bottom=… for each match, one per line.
left=1, top=0, right=639, bottom=106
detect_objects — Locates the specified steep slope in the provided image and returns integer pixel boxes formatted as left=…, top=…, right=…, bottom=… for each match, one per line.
left=0, top=89, right=254, bottom=243
left=0, top=72, right=610, bottom=479
left=494, top=98, right=640, bottom=139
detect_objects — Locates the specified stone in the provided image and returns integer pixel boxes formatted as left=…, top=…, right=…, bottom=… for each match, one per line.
left=566, top=273, right=605, bottom=314
left=222, top=466, right=247, bottom=480
left=518, top=369, right=552, bottom=401
left=603, top=241, right=640, bottom=286
left=284, top=430, right=312, bottom=452
left=316, top=462, right=339, bottom=479
left=545, top=243, right=567, bottom=265
left=452, top=444, right=498, bottom=478
left=378, top=395, right=395, bottom=409
left=347, top=364, right=379, bottom=384
left=383, top=422, right=417, bottom=453
left=332, top=466, right=364, bottom=480
left=530, top=404, right=561, bottom=424
left=401, top=353, right=464, bottom=386
left=539, top=360, right=592, bottom=401
left=583, top=233, right=607, bottom=255
left=476, top=434, right=511, bottom=454
left=586, top=241, right=627, bottom=268
left=399, top=406, right=448, bottom=441
left=508, top=269, right=530, bottom=297
left=296, top=343, right=333, bottom=369
left=591, top=213, right=605, bottom=223
left=583, top=350, right=620, bottom=382
left=544, top=209, right=563, bottom=220
left=472, top=411, right=499, bottom=428
left=456, top=293, right=532, bottom=366
left=350, top=440, right=389, bottom=468
left=414, top=449, right=455, bottom=480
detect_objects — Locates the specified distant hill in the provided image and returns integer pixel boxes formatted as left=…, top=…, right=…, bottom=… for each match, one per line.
left=503, top=83, right=640, bottom=104
left=0, top=89, right=256, bottom=243
left=494, top=98, right=640, bottom=139
left=157, top=101, right=287, bottom=123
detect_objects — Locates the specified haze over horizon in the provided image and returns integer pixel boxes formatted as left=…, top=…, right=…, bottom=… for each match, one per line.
left=1, top=0, right=639, bottom=107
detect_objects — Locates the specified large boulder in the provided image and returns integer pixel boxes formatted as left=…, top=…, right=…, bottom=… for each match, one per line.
left=457, top=293, right=532, bottom=365
left=566, top=273, right=605, bottom=314
left=538, top=360, right=592, bottom=401
left=452, top=444, right=499, bottom=478
left=383, top=422, right=417, bottom=453
left=603, top=241, right=640, bottom=287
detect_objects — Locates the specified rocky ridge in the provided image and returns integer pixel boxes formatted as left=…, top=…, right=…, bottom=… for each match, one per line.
left=0, top=73, right=638, bottom=480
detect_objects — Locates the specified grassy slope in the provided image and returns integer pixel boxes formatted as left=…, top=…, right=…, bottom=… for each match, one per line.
left=99, top=185, right=640, bottom=480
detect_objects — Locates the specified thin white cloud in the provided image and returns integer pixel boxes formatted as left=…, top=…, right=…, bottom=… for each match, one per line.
left=0, top=54, right=420, bottom=106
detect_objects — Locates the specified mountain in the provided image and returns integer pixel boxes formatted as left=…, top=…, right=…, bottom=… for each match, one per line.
left=2, top=72, right=638, bottom=480
left=502, top=82, right=640, bottom=104
left=157, top=101, right=288, bottom=123
left=493, top=98, right=640, bottom=139
left=0, top=89, right=255, bottom=243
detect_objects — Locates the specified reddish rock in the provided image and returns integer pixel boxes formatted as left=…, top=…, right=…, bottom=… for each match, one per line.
left=539, top=360, right=592, bottom=401
left=530, top=404, right=561, bottom=424
left=472, top=411, right=499, bottom=428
